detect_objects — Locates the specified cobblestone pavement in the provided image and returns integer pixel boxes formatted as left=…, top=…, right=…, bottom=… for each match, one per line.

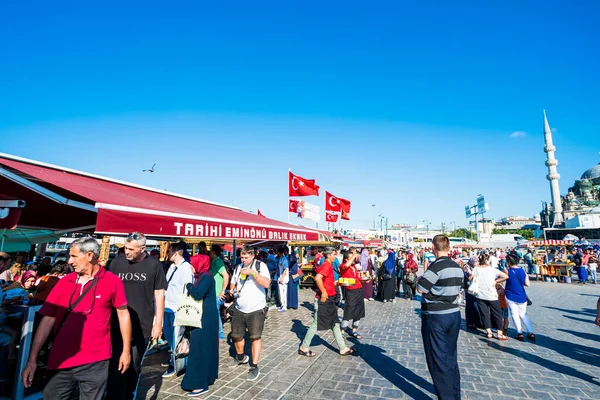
left=138, top=278, right=600, bottom=400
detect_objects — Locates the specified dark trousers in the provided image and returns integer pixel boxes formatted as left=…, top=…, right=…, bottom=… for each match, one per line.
left=421, top=312, right=461, bottom=400
left=464, top=293, right=480, bottom=328
left=106, top=335, right=149, bottom=400
left=475, top=298, right=503, bottom=330
left=44, top=359, right=109, bottom=400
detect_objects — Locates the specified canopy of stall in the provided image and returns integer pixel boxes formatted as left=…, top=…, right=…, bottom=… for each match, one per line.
left=0, top=153, right=319, bottom=241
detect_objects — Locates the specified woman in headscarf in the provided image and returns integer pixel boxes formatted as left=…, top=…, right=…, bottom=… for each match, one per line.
left=403, top=253, right=419, bottom=300
left=379, top=250, right=396, bottom=303
left=340, top=248, right=366, bottom=338
left=287, top=248, right=300, bottom=309
left=360, top=249, right=374, bottom=301
left=182, top=255, right=219, bottom=396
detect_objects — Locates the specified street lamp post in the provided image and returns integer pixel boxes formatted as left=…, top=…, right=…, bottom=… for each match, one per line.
left=423, top=219, right=429, bottom=235
left=372, top=204, right=376, bottom=230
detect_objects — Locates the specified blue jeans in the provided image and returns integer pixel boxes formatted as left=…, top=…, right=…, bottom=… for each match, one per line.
left=217, top=297, right=225, bottom=340
left=163, top=309, right=176, bottom=365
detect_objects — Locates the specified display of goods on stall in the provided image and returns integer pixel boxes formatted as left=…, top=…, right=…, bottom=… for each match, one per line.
left=359, top=271, right=372, bottom=281
left=530, top=240, right=574, bottom=282
left=338, top=277, right=356, bottom=286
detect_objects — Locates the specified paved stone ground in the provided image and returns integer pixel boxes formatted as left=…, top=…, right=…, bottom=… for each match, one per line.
left=138, top=278, right=600, bottom=400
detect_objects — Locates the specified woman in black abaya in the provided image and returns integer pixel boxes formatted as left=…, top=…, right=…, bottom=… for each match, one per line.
left=379, top=250, right=397, bottom=303
left=182, top=255, right=219, bottom=397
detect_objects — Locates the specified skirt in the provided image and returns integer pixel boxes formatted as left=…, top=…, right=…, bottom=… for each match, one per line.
left=343, top=287, right=365, bottom=321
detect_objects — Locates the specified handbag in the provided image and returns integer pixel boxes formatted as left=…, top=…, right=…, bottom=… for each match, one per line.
left=174, top=328, right=190, bottom=359
left=467, top=273, right=480, bottom=296
left=405, top=272, right=416, bottom=285
left=174, top=294, right=203, bottom=328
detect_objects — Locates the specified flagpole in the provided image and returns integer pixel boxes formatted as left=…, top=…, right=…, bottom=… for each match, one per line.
left=287, top=169, right=290, bottom=223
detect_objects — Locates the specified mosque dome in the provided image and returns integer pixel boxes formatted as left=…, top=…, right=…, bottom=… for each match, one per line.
left=581, top=163, right=600, bottom=183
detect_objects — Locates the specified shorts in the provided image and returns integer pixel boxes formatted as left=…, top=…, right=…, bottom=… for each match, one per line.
left=501, top=308, right=509, bottom=319
left=231, top=308, right=265, bottom=340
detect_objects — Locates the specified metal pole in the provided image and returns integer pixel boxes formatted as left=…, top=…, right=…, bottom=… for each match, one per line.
left=372, top=204, right=376, bottom=229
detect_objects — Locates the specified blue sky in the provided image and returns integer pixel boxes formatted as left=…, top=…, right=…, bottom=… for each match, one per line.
left=1, top=1, right=599, bottom=230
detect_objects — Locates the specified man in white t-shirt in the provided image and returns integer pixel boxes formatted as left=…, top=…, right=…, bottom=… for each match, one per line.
left=162, top=242, right=194, bottom=377
left=489, top=251, right=499, bottom=270
left=229, top=246, right=271, bottom=381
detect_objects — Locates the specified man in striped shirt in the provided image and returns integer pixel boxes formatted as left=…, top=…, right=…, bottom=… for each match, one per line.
left=417, top=235, right=463, bottom=400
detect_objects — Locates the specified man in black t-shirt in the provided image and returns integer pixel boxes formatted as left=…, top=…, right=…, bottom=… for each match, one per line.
left=106, top=232, right=167, bottom=400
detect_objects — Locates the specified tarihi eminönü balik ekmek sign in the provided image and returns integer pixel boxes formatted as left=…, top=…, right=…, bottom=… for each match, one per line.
left=95, top=208, right=318, bottom=241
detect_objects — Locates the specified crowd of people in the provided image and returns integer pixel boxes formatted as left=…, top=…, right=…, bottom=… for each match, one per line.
left=2, top=232, right=599, bottom=400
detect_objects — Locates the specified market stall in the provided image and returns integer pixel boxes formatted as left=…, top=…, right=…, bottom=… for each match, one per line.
left=289, top=230, right=336, bottom=287
left=0, top=152, right=320, bottom=400
left=529, top=240, right=574, bottom=282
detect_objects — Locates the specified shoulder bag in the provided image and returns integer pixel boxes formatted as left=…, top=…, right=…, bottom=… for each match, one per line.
left=467, top=269, right=480, bottom=296
left=174, top=279, right=203, bottom=328
left=50, top=278, right=99, bottom=349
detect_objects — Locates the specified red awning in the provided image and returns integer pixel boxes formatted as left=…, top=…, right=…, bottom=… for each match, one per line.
left=0, top=154, right=319, bottom=241
left=362, top=239, right=383, bottom=248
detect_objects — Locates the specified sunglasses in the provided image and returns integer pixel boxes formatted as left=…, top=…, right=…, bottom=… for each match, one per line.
left=127, top=232, right=142, bottom=241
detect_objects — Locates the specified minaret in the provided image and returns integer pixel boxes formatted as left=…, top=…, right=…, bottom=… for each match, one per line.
left=543, top=110, right=563, bottom=226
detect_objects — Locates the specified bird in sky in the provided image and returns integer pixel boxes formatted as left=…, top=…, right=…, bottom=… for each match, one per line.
left=142, top=163, right=156, bottom=173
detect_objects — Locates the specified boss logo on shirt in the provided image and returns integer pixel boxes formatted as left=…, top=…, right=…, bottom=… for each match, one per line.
left=118, top=272, right=147, bottom=281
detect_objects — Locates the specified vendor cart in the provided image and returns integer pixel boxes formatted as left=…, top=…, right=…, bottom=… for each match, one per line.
left=290, top=236, right=337, bottom=288
left=529, top=240, right=574, bottom=282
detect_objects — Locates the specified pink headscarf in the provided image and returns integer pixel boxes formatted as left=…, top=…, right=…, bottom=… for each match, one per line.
left=20, top=271, right=36, bottom=288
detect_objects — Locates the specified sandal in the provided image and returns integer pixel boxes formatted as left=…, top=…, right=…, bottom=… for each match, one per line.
left=527, top=333, right=536, bottom=341
left=298, top=348, right=316, bottom=357
left=351, top=331, right=362, bottom=339
left=497, top=334, right=509, bottom=341
left=486, top=333, right=493, bottom=339
left=516, top=333, right=525, bottom=341
left=340, top=347, right=358, bottom=356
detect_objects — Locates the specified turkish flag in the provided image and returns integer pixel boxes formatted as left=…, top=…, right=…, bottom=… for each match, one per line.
left=289, top=171, right=320, bottom=197
left=289, top=200, right=299, bottom=213
left=338, top=197, right=351, bottom=213
left=325, top=212, right=339, bottom=222
left=257, top=210, right=265, bottom=217
left=341, top=209, right=350, bottom=220
left=325, top=191, right=341, bottom=212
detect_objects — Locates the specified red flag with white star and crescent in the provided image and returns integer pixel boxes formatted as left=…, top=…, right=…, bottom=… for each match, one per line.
left=325, top=212, right=339, bottom=222
left=289, top=199, right=300, bottom=213
left=289, top=171, right=320, bottom=197
left=325, top=191, right=342, bottom=212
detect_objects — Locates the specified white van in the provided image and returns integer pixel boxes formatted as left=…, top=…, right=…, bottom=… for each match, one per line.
left=491, top=234, right=525, bottom=242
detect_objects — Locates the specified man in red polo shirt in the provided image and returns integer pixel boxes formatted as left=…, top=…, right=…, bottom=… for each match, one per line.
left=298, top=247, right=356, bottom=357
left=22, top=237, right=131, bottom=400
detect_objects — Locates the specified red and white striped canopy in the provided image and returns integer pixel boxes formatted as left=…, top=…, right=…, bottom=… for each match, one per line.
left=529, top=240, right=573, bottom=247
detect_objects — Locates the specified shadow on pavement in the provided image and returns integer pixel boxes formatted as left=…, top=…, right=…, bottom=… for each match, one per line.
left=556, top=328, right=600, bottom=343
left=542, top=306, right=596, bottom=316
left=290, top=319, right=338, bottom=353
left=300, top=301, right=314, bottom=313
left=481, top=338, right=600, bottom=385
left=563, top=315, right=595, bottom=324
left=578, top=293, right=600, bottom=298
left=353, top=341, right=436, bottom=400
